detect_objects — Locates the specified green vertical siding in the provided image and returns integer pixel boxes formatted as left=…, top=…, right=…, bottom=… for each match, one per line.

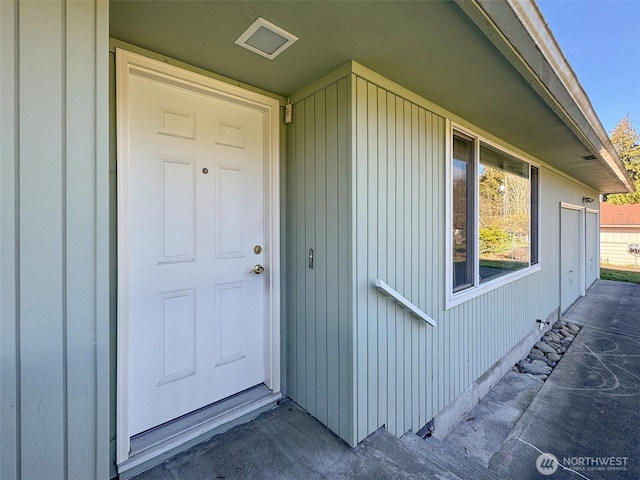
left=0, top=1, right=19, bottom=476
left=0, top=1, right=110, bottom=478
left=352, top=76, right=446, bottom=440
left=287, top=63, right=601, bottom=448
left=350, top=74, right=600, bottom=443
left=286, top=76, right=354, bottom=444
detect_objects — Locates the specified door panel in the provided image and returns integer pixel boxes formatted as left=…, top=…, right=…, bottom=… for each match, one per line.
left=160, top=156, right=195, bottom=262
left=217, top=166, right=244, bottom=257
left=158, top=288, right=196, bottom=383
left=126, top=73, right=266, bottom=436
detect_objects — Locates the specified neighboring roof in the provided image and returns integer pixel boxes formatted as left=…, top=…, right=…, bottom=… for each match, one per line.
left=109, top=0, right=634, bottom=194
left=600, top=203, right=640, bottom=226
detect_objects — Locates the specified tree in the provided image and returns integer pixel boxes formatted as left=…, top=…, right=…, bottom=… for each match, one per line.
left=479, top=166, right=505, bottom=228
left=604, top=115, right=640, bottom=204
left=479, top=165, right=530, bottom=237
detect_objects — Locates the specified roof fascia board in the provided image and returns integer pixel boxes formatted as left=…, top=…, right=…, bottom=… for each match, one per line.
left=506, top=0, right=633, bottom=193
left=455, top=0, right=633, bottom=193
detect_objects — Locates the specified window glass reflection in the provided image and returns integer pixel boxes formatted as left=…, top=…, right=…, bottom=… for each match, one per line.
left=453, top=134, right=474, bottom=290
left=479, top=143, right=530, bottom=284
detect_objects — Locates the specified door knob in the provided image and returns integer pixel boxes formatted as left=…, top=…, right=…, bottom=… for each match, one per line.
left=250, top=264, right=265, bottom=275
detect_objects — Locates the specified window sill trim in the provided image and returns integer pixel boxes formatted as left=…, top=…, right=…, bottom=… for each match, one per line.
left=446, top=263, right=541, bottom=310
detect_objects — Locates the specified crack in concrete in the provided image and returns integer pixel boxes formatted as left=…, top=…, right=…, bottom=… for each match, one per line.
left=516, top=438, right=593, bottom=480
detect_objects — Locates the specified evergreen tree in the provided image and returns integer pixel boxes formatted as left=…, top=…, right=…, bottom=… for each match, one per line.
left=604, top=115, right=640, bottom=204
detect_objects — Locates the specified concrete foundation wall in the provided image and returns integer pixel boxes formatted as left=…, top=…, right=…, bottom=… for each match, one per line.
left=432, top=308, right=558, bottom=437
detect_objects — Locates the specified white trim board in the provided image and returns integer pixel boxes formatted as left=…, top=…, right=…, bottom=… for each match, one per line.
left=109, top=38, right=287, bottom=105
left=115, top=48, right=281, bottom=466
left=560, top=201, right=583, bottom=211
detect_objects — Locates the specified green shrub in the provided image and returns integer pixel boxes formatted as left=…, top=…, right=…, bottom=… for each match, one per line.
left=479, top=226, right=509, bottom=254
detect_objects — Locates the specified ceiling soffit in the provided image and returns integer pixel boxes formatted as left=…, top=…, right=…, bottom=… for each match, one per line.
left=109, top=0, right=628, bottom=193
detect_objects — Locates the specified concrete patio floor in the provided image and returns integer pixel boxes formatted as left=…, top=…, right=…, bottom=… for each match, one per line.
left=131, top=280, right=639, bottom=479
left=488, top=280, right=639, bottom=479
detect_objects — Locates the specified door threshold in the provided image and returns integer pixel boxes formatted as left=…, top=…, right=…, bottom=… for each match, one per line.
left=118, top=385, right=281, bottom=478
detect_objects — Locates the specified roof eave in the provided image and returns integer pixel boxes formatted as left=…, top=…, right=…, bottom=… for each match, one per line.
left=456, top=0, right=634, bottom=194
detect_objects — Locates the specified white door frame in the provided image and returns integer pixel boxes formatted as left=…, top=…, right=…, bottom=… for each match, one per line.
left=115, top=49, right=281, bottom=464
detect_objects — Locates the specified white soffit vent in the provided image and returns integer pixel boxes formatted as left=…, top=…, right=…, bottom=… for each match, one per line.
left=235, top=17, right=298, bottom=60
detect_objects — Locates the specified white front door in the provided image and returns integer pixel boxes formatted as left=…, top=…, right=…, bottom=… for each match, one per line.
left=119, top=53, right=277, bottom=438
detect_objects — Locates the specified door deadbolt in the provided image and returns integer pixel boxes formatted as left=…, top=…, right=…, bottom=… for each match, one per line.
left=254, top=245, right=263, bottom=255
left=202, top=168, right=208, bottom=174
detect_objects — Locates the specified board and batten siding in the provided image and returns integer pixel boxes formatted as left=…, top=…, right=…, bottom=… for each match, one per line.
left=286, top=76, right=355, bottom=444
left=287, top=63, right=602, bottom=447
left=0, top=1, right=110, bottom=478
left=350, top=76, right=571, bottom=442
left=352, top=75, right=446, bottom=441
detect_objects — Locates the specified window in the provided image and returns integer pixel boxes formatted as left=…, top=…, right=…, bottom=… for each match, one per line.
left=450, top=127, right=540, bottom=299
left=452, top=133, right=475, bottom=291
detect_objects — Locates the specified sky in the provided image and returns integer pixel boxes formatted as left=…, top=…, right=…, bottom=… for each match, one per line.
left=537, top=0, right=640, bottom=134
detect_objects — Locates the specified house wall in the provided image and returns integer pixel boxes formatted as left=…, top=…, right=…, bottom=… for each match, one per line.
left=356, top=74, right=514, bottom=441
left=601, top=227, right=640, bottom=266
left=351, top=74, right=447, bottom=441
left=352, top=73, right=599, bottom=443
left=0, top=4, right=611, bottom=477
left=286, top=75, right=355, bottom=444
left=286, top=63, right=601, bottom=447
left=0, top=1, right=110, bottom=479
